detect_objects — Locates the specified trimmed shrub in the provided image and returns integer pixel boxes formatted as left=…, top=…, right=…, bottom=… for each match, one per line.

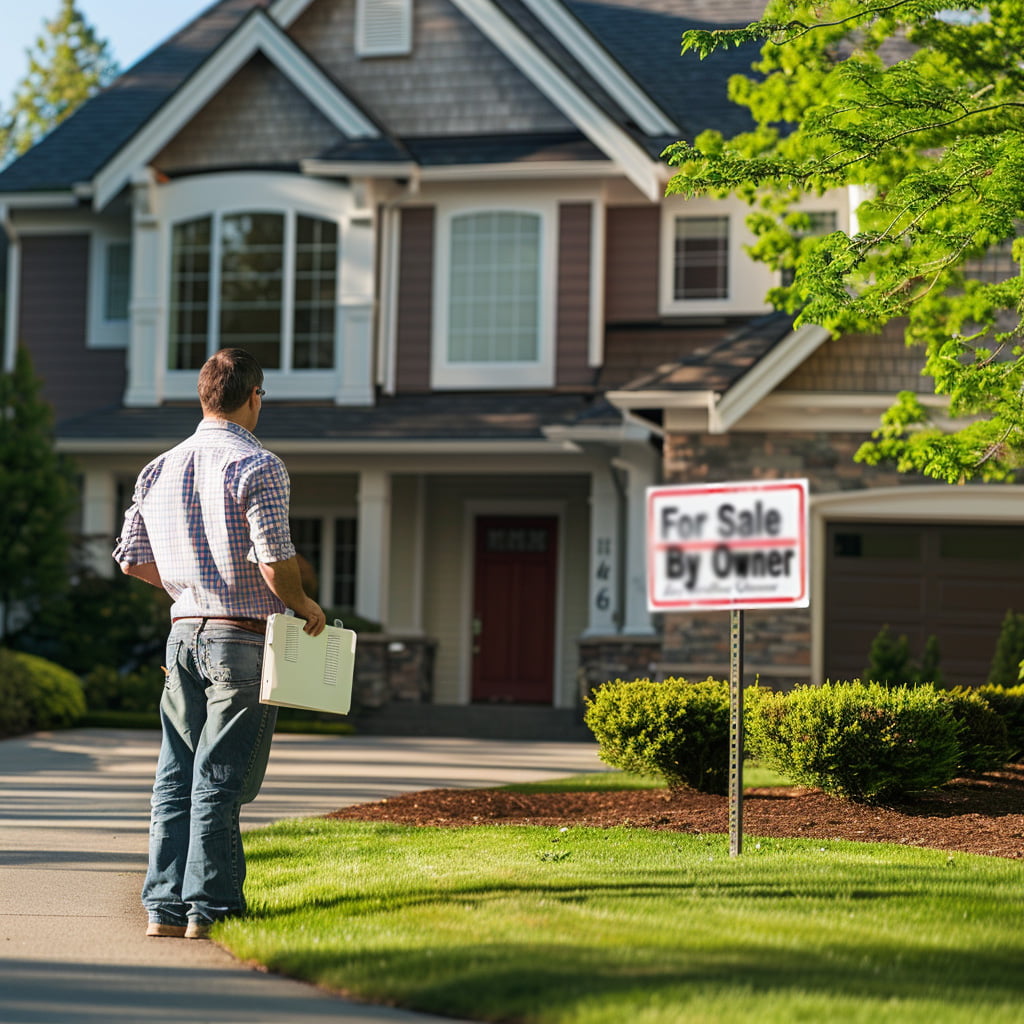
left=744, top=681, right=960, bottom=802
left=0, top=648, right=33, bottom=738
left=940, top=689, right=1011, bottom=773
left=0, top=649, right=86, bottom=735
left=975, top=684, right=1024, bottom=761
left=583, top=677, right=731, bottom=794
left=862, top=625, right=943, bottom=687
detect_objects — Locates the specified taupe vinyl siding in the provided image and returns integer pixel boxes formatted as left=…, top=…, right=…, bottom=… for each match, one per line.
left=605, top=206, right=659, bottom=322
left=19, top=235, right=125, bottom=423
left=555, top=203, right=592, bottom=388
left=395, top=206, right=434, bottom=393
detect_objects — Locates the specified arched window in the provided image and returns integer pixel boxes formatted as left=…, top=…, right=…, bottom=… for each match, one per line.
left=168, top=210, right=338, bottom=371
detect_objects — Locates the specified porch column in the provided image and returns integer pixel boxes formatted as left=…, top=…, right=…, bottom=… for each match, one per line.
left=615, top=442, right=659, bottom=635
left=125, top=177, right=162, bottom=407
left=583, top=464, right=620, bottom=636
left=81, top=469, right=117, bottom=577
left=356, top=469, right=391, bottom=626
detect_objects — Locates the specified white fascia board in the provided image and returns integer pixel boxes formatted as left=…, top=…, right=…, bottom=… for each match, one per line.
left=92, top=11, right=378, bottom=210
left=302, top=159, right=418, bottom=179
left=542, top=422, right=652, bottom=445
left=606, top=388, right=715, bottom=411
left=418, top=160, right=617, bottom=182
left=0, top=191, right=78, bottom=208
left=518, top=0, right=677, bottom=137
left=446, top=0, right=661, bottom=201
left=710, top=323, right=831, bottom=433
left=57, top=438, right=575, bottom=456
left=268, top=0, right=312, bottom=25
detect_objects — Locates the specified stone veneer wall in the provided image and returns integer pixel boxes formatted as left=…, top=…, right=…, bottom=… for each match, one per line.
left=352, top=635, right=436, bottom=711
left=577, top=636, right=663, bottom=701
left=659, top=429, right=917, bottom=688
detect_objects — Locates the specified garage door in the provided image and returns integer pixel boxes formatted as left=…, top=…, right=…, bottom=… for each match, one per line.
left=825, top=522, right=1024, bottom=686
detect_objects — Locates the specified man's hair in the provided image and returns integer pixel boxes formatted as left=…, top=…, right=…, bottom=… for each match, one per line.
left=198, top=349, right=263, bottom=414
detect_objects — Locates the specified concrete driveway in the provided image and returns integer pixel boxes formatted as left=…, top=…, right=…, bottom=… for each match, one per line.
left=0, top=728, right=602, bottom=1024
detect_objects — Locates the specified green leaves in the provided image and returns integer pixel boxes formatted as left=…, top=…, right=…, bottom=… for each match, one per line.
left=672, top=0, right=1024, bottom=481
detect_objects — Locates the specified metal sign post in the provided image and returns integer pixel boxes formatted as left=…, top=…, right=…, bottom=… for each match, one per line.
left=729, top=609, right=744, bottom=857
left=646, top=479, right=811, bottom=857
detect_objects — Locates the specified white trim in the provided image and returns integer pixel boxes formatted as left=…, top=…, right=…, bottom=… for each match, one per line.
left=809, top=485, right=1024, bottom=685
left=446, top=0, right=660, bottom=200
left=461, top=500, right=568, bottom=707
left=588, top=198, right=605, bottom=367
left=710, top=323, right=831, bottom=433
left=0, top=192, right=78, bottom=209
left=92, top=11, right=378, bottom=210
left=2, top=207, right=18, bottom=373
left=431, top=197, right=557, bottom=390
left=518, top=0, right=677, bottom=136
left=87, top=228, right=132, bottom=349
left=302, top=160, right=419, bottom=180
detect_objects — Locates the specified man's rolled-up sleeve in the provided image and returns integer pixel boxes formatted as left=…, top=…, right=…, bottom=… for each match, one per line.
left=242, top=455, right=297, bottom=564
left=112, top=502, right=154, bottom=568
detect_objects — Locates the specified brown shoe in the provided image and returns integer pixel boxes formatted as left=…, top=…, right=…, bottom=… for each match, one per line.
left=185, top=921, right=212, bottom=940
left=146, top=922, right=187, bottom=938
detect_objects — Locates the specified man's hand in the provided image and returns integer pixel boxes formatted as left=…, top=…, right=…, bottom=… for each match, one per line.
left=259, top=557, right=326, bottom=635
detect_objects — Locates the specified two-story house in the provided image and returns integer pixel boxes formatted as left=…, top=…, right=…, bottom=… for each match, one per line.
left=2, top=0, right=1020, bottom=721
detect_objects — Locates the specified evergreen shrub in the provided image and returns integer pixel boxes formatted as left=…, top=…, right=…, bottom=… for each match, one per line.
left=974, top=684, right=1024, bottom=761
left=939, top=689, right=1011, bottom=773
left=0, top=649, right=85, bottom=735
left=583, top=676, right=730, bottom=794
left=81, top=664, right=163, bottom=714
left=987, top=610, right=1024, bottom=687
left=0, top=648, right=32, bottom=738
left=744, top=681, right=960, bottom=802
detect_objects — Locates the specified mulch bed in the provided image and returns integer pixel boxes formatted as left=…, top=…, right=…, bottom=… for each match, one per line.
left=326, top=763, right=1024, bottom=859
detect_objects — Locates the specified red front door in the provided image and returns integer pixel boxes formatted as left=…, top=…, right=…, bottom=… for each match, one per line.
left=471, top=516, right=558, bottom=703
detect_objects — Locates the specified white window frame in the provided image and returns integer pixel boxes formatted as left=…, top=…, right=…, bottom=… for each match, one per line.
left=355, top=0, right=412, bottom=57
left=154, top=173, right=366, bottom=402
left=659, top=196, right=775, bottom=317
left=431, top=197, right=557, bottom=390
left=87, top=227, right=131, bottom=349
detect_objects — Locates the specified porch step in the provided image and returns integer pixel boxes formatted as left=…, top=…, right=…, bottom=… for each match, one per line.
left=353, top=703, right=593, bottom=742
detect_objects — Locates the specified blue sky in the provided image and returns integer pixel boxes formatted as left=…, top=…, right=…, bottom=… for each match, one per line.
left=0, top=0, right=213, bottom=105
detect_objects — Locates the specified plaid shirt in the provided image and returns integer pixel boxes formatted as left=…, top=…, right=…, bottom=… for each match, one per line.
left=113, top=419, right=296, bottom=620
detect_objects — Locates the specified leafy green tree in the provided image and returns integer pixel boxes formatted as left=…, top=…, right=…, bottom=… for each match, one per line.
left=666, top=0, right=1024, bottom=483
left=0, top=347, right=77, bottom=637
left=0, top=0, right=117, bottom=162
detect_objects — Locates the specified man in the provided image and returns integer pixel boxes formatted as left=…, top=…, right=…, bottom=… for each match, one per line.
left=113, top=348, right=325, bottom=940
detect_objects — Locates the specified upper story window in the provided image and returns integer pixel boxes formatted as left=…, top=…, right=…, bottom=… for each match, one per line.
left=356, top=0, right=412, bottom=56
left=674, top=216, right=728, bottom=300
left=168, top=210, right=338, bottom=372
left=659, top=199, right=775, bottom=317
left=432, top=200, right=556, bottom=389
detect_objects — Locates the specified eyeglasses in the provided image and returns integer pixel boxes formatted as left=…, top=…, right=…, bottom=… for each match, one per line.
left=255, top=388, right=266, bottom=398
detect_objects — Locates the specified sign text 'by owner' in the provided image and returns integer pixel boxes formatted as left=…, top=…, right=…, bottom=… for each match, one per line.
left=647, top=480, right=809, bottom=611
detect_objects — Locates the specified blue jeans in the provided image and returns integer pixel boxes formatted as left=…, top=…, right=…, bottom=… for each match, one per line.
left=143, top=620, right=277, bottom=927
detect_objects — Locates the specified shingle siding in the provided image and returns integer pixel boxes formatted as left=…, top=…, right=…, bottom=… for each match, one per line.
left=395, top=206, right=435, bottom=393
left=18, top=235, right=125, bottom=423
left=778, top=321, right=930, bottom=393
left=555, top=202, right=592, bottom=387
left=290, top=0, right=573, bottom=136
left=604, top=206, right=659, bottom=322
left=155, top=54, right=342, bottom=172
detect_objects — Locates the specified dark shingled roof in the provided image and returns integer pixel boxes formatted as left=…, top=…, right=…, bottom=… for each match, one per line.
left=55, top=392, right=604, bottom=443
left=0, top=0, right=266, bottom=193
left=615, top=311, right=795, bottom=394
left=0, top=0, right=769, bottom=195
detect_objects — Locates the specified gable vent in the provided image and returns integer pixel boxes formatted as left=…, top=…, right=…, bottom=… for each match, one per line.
left=356, top=0, right=413, bottom=57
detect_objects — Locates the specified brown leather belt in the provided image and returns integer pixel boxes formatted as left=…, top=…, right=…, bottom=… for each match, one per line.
left=172, top=616, right=267, bottom=635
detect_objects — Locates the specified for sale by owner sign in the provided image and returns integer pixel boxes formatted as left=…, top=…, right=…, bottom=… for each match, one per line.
left=647, top=479, right=809, bottom=611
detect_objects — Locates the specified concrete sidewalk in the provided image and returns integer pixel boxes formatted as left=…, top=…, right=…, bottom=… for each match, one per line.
left=0, top=728, right=602, bottom=1024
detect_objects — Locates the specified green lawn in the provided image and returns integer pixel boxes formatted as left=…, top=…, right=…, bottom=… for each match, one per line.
left=218, top=816, right=1024, bottom=1024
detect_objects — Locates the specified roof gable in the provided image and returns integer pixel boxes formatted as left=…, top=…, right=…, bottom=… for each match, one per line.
left=92, top=8, right=379, bottom=208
